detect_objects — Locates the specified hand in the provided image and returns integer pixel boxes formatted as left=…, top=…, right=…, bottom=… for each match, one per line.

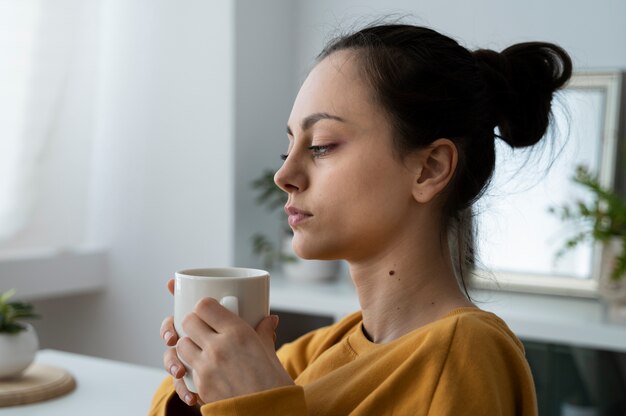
left=160, top=279, right=201, bottom=407
left=176, top=294, right=294, bottom=404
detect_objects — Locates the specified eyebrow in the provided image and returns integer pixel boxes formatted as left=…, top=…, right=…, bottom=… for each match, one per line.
left=286, top=112, right=346, bottom=136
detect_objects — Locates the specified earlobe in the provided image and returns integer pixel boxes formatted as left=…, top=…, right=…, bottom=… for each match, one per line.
left=412, top=139, right=457, bottom=203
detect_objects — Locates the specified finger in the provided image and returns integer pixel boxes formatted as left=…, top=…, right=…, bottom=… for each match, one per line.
left=176, top=336, right=203, bottom=368
left=255, top=315, right=279, bottom=353
left=167, top=278, right=175, bottom=296
left=173, top=377, right=198, bottom=406
left=193, top=297, right=245, bottom=334
left=160, top=316, right=179, bottom=346
left=181, top=312, right=216, bottom=347
left=163, top=347, right=186, bottom=379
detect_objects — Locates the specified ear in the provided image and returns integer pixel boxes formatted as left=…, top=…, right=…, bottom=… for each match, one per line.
left=412, top=138, right=458, bottom=204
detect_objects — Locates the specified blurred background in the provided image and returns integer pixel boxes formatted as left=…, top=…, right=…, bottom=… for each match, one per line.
left=1, top=0, right=625, bottom=414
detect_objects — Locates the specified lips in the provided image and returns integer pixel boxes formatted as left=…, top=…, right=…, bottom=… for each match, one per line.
left=285, top=206, right=313, bottom=226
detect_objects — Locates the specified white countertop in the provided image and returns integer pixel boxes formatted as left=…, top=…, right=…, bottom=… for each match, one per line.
left=270, top=273, right=626, bottom=353
left=0, top=349, right=165, bottom=415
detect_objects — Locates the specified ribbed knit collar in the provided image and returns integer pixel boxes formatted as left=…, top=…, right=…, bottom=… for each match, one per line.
left=346, top=307, right=485, bottom=356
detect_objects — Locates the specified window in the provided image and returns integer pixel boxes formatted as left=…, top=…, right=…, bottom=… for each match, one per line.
left=0, top=0, right=97, bottom=254
left=0, top=0, right=40, bottom=241
left=472, top=71, right=625, bottom=297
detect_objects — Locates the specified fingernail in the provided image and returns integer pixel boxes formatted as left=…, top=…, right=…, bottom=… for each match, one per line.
left=271, top=315, right=279, bottom=330
left=185, top=394, right=193, bottom=405
left=170, top=365, right=179, bottom=376
left=164, top=331, right=172, bottom=342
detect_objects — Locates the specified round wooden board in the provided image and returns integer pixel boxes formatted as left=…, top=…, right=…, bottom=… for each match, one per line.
left=0, top=364, right=76, bottom=407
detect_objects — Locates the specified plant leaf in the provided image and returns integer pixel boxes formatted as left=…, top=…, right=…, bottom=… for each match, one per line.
left=0, top=289, right=16, bottom=304
left=0, top=289, right=39, bottom=333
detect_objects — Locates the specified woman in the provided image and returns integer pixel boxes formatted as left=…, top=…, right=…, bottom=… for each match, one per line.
left=150, top=23, right=571, bottom=415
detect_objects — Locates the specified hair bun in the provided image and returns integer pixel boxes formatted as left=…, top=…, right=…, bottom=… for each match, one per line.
left=473, top=42, right=573, bottom=148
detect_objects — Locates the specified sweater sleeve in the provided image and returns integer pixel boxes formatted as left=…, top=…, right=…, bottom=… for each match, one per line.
left=148, top=376, right=193, bottom=416
left=427, top=314, right=538, bottom=416
left=148, top=375, right=308, bottom=416
left=198, top=386, right=306, bottom=415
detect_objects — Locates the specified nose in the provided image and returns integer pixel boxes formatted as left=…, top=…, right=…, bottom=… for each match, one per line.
left=274, top=154, right=307, bottom=194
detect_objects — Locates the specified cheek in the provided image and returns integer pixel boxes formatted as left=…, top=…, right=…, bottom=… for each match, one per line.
left=345, top=174, right=408, bottom=230
left=291, top=151, right=412, bottom=259
left=341, top=154, right=407, bottom=206
left=324, top=158, right=410, bottom=234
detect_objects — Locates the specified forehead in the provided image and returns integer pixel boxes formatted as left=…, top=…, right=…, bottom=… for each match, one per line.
left=288, top=50, right=379, bottom=129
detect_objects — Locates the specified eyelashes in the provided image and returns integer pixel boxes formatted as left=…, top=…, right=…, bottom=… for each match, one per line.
left=281, top=144, right=337, bottom=161
left=309, top=144, right=336, bottom=158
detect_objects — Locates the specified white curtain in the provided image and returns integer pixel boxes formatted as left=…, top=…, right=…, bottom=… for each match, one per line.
left=0, top=0, right=86, bottom=241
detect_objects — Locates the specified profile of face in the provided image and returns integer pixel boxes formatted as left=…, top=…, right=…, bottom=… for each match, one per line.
left=274, top=50, right=437, bottom=263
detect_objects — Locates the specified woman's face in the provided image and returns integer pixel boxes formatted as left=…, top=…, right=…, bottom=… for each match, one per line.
left=274, top=50, right=420, bottom=262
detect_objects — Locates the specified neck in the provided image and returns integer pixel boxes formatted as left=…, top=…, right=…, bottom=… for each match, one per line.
left=347, top=221, right=475, bottom=344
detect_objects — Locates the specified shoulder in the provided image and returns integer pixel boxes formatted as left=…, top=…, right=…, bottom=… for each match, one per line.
left=432, top=309, right=533, bottom=392
left=444, top=308, right=525, bottom=354
left=398, top=307, right=527, bottom=370
left=426, top=308, right=537, bottom=414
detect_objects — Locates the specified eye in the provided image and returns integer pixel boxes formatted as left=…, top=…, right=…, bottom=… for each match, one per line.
left=280, top=153, right=288, bottom=161
left=308, top=144, right=336, bottom=158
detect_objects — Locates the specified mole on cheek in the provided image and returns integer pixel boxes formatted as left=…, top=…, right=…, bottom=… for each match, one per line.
left=389, top=270, right=395, bottom=276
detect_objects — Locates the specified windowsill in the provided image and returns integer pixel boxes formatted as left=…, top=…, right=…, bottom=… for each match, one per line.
left=0, top=246, right=107, bottom=301
left=270, top=272, right=626, bottom=353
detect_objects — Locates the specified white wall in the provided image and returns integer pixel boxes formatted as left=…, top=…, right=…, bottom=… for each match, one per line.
left=30, top=0, right=236, bottom=368
left=233, top=0, right=297, bottom=268
left=294, top=0, right=626, bottom=75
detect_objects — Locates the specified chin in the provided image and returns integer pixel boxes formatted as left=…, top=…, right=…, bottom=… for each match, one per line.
left=291, top=234, right=344, bottom=261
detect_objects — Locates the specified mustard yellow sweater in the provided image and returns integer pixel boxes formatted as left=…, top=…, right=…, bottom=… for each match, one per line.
left=149, top=307, right=537, bottom=415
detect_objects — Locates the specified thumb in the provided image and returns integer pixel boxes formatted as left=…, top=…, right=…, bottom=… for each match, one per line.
left=256, top=314, right=279, bottom=351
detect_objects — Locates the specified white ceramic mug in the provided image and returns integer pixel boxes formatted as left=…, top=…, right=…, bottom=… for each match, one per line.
left=174, top=267, right=270, bottom=393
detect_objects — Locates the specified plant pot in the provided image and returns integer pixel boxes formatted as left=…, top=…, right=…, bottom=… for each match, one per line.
left=597, top=237, right=626, bottom=324
left=282, top=236, right=342, bottom=282
left=0, top=323, right=39, bottom=378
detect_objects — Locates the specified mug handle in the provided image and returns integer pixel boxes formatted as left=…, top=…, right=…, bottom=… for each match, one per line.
left=219, top=296, right=239, bottom=316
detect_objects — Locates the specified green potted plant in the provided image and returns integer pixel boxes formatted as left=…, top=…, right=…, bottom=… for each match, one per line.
left=251, top=169, right=342, bottom=281
left=0, top=289, right=40, bottom=378
left=549, top=164, right=626, bottom=322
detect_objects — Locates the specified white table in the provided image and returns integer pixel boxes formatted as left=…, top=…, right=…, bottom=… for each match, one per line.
left=0, top=349, right=166, bottom=415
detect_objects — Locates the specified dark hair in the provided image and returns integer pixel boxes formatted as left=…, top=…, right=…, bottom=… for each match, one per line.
left=317, top=24, right=572, bottom=296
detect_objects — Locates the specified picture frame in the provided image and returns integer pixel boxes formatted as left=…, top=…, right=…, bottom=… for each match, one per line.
left=470, top=70, right=625, bottom=297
